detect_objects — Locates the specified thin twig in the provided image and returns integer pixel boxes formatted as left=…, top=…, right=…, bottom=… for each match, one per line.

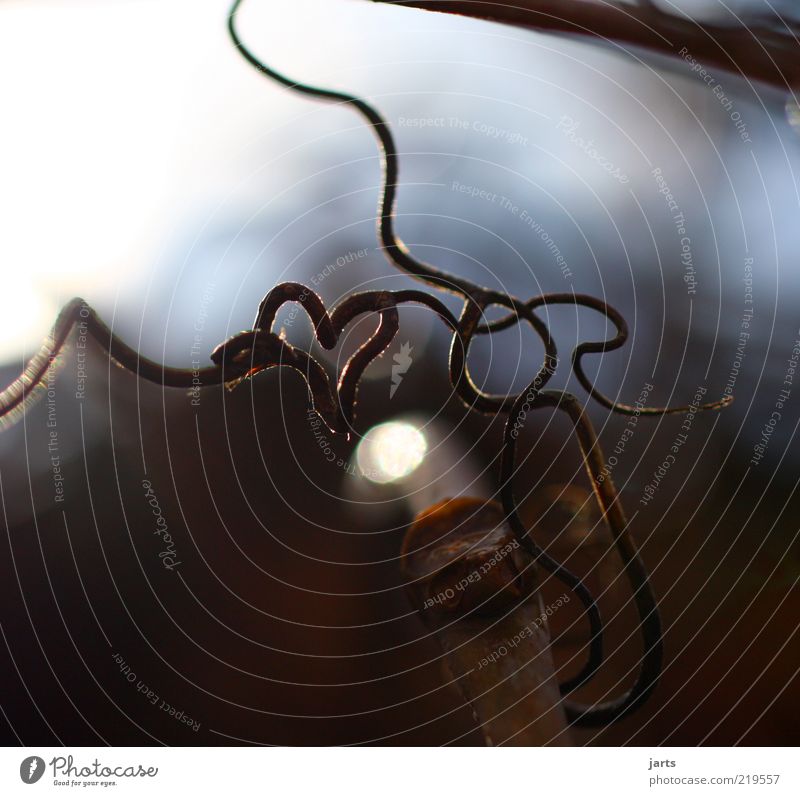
left=0, top=0, right=737, bottom=728
left=370, top=0, right=800, bottom=90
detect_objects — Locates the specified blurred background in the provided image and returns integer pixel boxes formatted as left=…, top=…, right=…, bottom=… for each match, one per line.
left=0, top=0, right=798, bottom=745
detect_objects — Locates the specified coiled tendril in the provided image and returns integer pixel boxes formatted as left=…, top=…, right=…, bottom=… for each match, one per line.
left=0, top=0, right=732, bottom=727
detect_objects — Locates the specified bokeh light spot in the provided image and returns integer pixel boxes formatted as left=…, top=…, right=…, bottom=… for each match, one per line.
left=356, top=421, right=428, bottom=484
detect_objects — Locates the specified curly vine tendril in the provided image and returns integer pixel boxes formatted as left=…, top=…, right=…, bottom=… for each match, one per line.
left=225, top=0, right=729, bottom=726
left=0, top=0, right=732, bottom=728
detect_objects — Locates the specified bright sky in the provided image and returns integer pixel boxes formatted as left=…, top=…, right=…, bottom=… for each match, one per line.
left=0, top=0, right=361, bottom=361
